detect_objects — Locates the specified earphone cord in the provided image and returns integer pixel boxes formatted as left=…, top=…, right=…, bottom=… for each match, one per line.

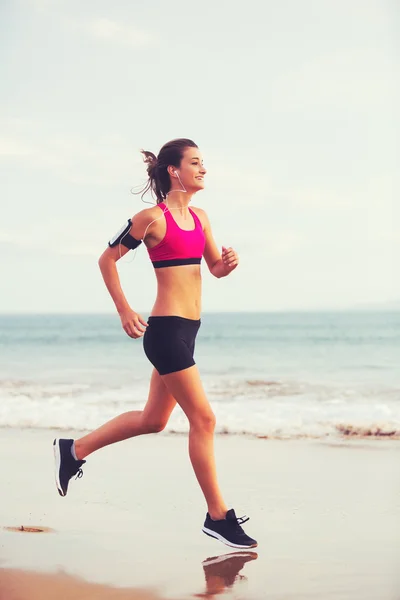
left=119, top=173, right=189, bottom=262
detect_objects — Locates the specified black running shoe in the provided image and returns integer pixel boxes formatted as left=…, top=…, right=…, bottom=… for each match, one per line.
left=202, top=509, right=258, bottom=548
left=53, top=438, right=85, bottom=497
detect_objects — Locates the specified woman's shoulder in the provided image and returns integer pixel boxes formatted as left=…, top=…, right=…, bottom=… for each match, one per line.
left=190, top=205, right=210, bottom=228
left=129, top=204, right=164, bottom=239
left=131, top=204, right=163, bottom=223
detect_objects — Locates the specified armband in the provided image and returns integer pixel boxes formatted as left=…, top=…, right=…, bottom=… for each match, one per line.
left=108, top=219, right=142, bottom=250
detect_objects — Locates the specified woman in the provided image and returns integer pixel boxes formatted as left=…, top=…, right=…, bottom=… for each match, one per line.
left=53, top=138, right=257, bottom=549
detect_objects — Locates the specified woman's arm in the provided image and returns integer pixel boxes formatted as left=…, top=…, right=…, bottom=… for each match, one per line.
left=98, top=209, right=156, bottom=337
left=98, top=245, right=132, bottom=315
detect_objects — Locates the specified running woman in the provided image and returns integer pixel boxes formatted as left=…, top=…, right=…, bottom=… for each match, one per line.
left=53, top=138, right=257, bottom=549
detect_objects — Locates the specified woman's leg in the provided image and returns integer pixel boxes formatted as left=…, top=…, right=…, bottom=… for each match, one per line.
left=161, top=365, right=228, bottom=521
left=74, top=369, right=176, bottom=459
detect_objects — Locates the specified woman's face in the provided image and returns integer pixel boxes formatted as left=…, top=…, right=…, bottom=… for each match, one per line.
left=175, top=147, right=207, bottom=192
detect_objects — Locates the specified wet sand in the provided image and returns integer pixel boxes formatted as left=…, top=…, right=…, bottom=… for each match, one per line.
left=0, top=429, right=399, bottom=599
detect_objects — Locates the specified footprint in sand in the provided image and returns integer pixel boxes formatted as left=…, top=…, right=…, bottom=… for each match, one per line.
left=2, top=526, right=55, bottom=533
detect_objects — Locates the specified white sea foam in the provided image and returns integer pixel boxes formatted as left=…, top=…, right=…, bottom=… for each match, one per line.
left=0, top=377, right=398, bottom=439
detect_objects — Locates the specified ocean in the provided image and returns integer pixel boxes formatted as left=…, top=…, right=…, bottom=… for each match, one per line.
left=0, top=311, right=399, bottom=440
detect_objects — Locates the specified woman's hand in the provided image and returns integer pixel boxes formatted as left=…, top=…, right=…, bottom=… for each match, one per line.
left=222, top=246, right=239, bottom=273
left=119, top=308, right=147, bottom=338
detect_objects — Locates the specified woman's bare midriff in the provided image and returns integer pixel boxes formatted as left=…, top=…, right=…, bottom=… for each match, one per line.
left=150, top=265, right=202, bottom=320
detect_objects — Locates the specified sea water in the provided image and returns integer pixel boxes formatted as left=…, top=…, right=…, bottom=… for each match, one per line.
left=0, top=311, right=399, bottom=439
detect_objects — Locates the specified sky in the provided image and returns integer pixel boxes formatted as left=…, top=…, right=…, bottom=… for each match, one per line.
left=1, top=0, right=398, bottom=313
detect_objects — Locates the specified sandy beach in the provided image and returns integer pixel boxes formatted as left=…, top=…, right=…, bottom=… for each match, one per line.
left=0, top=429, right=399, bottom=599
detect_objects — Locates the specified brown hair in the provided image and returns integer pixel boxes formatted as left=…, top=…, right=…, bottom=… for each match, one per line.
left=138, top=138, right=198, bottom=204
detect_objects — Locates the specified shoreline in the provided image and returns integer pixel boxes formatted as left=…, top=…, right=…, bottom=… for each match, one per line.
left=0, top=425, right=398, bottom=443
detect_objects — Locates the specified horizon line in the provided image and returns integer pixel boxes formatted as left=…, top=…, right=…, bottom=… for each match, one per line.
left=0, top=308, right=399, bottom=316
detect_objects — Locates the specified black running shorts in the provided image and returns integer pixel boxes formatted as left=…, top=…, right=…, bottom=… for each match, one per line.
left=143, top=316, right=201, bottom=375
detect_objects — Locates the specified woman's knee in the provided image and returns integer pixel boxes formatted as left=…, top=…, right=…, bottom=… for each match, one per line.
left=190, top=411, right=216, bottom=433
left=141, top=416, right=168, bottom=434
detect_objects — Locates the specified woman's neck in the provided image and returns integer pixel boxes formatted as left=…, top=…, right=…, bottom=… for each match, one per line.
left=164, top=190, right=194, bottom=208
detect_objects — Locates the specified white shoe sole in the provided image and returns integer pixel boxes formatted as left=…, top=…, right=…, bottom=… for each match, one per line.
left=53, top=439, right=65, bottom=497
left=202, top=527, right=258, bottom=549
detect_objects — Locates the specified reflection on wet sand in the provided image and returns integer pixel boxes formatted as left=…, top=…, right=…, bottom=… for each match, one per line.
left=0, top=568, right=174, bottom=600
left=194, top=551, right=258, bottom=598
left=0, top=551, right=258, bottom=600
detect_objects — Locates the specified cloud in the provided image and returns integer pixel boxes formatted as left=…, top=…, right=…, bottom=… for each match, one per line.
left=24, top=2, right=156, bottom=48
left=0, top=136, right=70, bottom=170
left=285, top=186, right=354, bottom=211
left=270, top=47, right=396, bottom=113
left=0, top=126, right=139, bottom=184
left=0, top=138, right=32, bottom=157
left=24, top=0, right=56, bottom=11
left=0, top=228, right=102, bottom=258
left=82, top=17, right=155, bottom=47
left=262, top=230, right=305, bottom=257
left=210, top=174, right=270, bottom=203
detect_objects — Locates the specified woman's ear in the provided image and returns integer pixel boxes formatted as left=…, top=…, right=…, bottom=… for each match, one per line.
left=167, top=165, right=179, bottom=178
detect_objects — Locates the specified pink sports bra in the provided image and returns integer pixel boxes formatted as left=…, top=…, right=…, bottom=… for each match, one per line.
left=148, top=202, right=206, bottom=268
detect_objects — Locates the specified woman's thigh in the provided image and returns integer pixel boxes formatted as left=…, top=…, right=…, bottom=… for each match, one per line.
left=161, top=365, right=215, bottom=425
left=141, top=368, right=177, bottom=429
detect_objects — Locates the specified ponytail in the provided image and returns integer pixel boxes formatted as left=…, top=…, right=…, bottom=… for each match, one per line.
left=136, top=138, right=198, bottom=204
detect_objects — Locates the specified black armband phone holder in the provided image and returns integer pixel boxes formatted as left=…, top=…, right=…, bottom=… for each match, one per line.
left=108, top=219, right=142, bottom=250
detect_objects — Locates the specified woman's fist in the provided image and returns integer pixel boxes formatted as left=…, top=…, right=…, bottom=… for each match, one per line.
left=119, top=308, right=147, bottom=338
